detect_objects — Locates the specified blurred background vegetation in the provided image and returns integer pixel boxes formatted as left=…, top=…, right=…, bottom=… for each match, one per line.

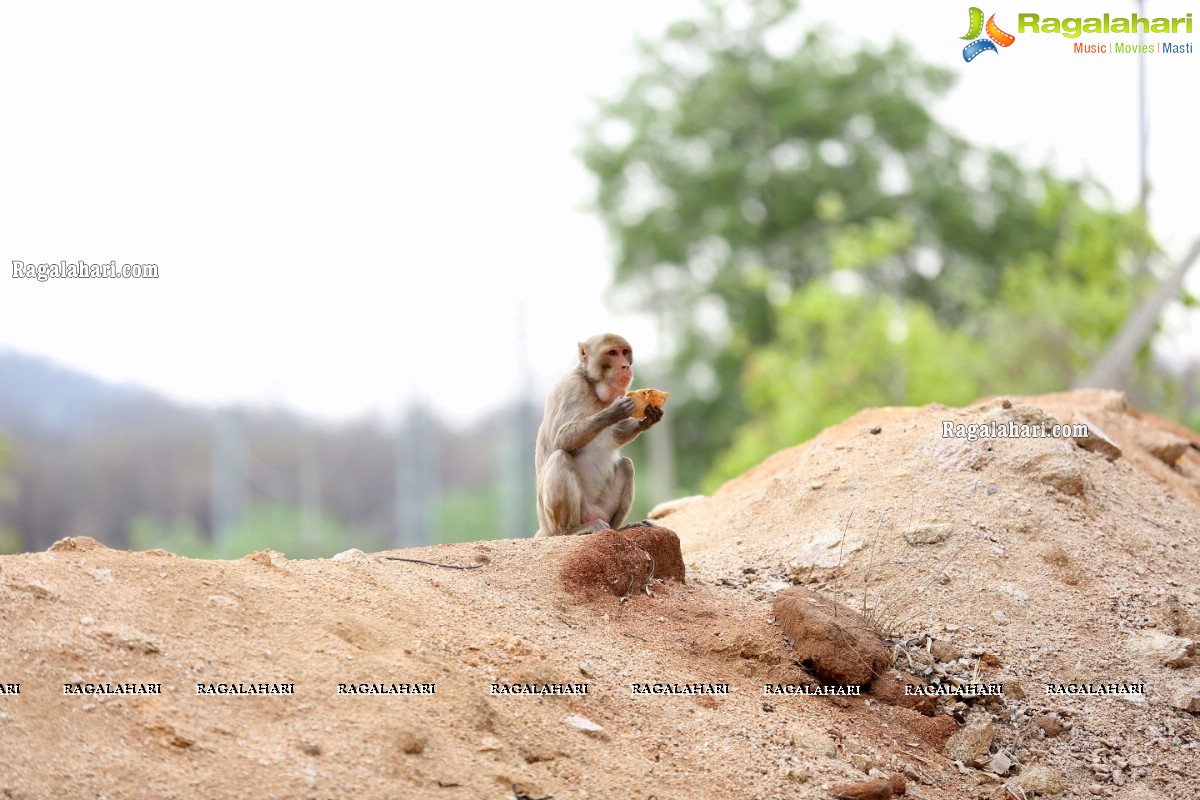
left=1, top=0, right=1196, bottom=556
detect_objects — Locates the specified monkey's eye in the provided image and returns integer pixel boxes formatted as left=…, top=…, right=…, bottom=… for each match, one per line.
left=608, top=349, right=617, bottom=356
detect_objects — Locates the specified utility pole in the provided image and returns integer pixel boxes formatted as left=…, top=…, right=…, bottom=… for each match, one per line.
left=1135, top=0, right=1150, bottom=281
left=299, top=429, right=320, bottom=555
left=501, top=303, right=538, bottom=538
left=394, top=398, right=439, bottom=548
left=210, top=410, right=245, bottom=549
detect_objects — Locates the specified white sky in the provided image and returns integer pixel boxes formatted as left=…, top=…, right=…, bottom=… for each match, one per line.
left=2, top=0, right=1197, bottom=425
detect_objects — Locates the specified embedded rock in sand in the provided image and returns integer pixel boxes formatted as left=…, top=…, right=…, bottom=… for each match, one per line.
left=773, top=587, right=889, bottom=685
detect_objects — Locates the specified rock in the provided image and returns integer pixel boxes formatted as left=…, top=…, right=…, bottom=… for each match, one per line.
left=1127, top=631, right=1196, bottom=668
left=903, top=523, right=951, bottom=545
left=565, top=714, right=604, bottom=734
left=646, top=494, right=705, bottom=519
left=929, top=640, right=963, bottom=662
left=1033, top=714, right=1065, bottom=738
left=244, top=549, right=288, bottom=567
left=791, top=525, right=866, bottom=569
left=848, top=753, right=877, bottom=774
left=86, top=568, right=114, bottom=583
left=1168, top=680, right=1200, bottom=713
left=48, top=536, right=107, bottom=552
left=1000, top=677, right=1027, bottom=700
left=888, top=774, right=906, bottom=796
left=828, top=777, right=893, bottom=800
left=773, top=588, right=890, bottom=685
left=986, top=750, right=1013, bottom=775
left=1072, top=411, right=1121, bottom=461
left=868, top=671, right=936, bottom=716
left=998, top=583, right=1029, bottom=603
left=946, top=712, right=994, bottom=768
left=393, top=729, right=426, bottom=755
left=1019, top=453, right=1087, bottom=498
left=1136, top=429, right=1190, bottom=465
left=332, top=548, right=368, bottom=562
left=1012, top=764, right=1066, bottom=795
left=792, top=729, right=837, bottom=758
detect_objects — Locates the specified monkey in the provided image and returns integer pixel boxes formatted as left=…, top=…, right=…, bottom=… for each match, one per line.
left=534, top=333, right=664, bottom=537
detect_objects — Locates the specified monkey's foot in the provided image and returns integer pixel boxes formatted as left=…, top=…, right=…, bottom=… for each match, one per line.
left=618, top=519, right=655, bottom=531
left=571, top=519, right=611, bottom=536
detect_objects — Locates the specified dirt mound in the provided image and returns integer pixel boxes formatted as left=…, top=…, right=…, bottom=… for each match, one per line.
left=559, top=524, right=686, bottom=599
left=2, top=389, right=1198, bottom=799
left=657, top=389, right=1200, bottom=797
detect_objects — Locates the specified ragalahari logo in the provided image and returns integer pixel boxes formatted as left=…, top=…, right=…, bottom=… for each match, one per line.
left=962, top=7, right=1016, bottom=61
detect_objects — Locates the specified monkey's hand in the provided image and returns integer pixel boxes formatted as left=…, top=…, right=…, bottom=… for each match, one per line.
left=603, top=396, right=636, bottom=425
left=638, top=403, right=664, bottom=430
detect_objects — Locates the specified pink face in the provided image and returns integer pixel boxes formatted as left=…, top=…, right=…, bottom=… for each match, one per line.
left=605, top=345, right=633, bottom=388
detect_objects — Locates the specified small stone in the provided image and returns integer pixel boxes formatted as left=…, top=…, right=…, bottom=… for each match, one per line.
left=1072, top=411, right=1121, bottom=461
left=1168, top=680, right=1200, bottom=712
left=1033, top=714, right=1065, bottom=738
left=793, top=729, right=837, bottom=758
left=1013, top=764, right=1065, bottom=795
left=1127, top=631, right=1196, bottom=668
left=998, top=583, right=1029, bottom=603
left=903, top=523, right=951, bottom=546
left=929, top=640, right=962, bottom=662
left=1141, top=431, right=1189, bottom=464
left=946, top=712, right=994, bottom=768
left=566, top=715, right=604, bottom=734
left=986, top=750, right=1013, bottom=775
left=849, top=752, right=877, bottom=773
left=828, top=777, right=893, bottom=800
left=86, top=568, right=114, bottom=583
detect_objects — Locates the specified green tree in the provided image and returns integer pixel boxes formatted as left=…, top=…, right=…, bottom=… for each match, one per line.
left=582, top=0, right=1151, bottom=489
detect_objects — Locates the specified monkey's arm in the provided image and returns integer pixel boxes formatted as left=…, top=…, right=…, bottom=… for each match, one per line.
left=611, top=405, right=663, bottom=445
left=552, top=398, right=635, bottom=452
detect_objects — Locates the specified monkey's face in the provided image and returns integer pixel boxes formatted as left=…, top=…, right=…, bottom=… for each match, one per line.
left=601, top=344, right=633, bottom=389
left=580, top=334, right=633, bottom=390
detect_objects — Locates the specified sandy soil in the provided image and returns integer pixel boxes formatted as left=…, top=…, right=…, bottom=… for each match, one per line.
left=2, top=389, right=1198, bottom=799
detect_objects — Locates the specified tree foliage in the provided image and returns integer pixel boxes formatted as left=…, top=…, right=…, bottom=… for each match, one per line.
left=582, top=0, right=1151, bottom=489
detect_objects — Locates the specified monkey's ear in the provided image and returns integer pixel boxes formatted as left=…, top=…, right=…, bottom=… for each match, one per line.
left=578, top=342, right=587, bottom=362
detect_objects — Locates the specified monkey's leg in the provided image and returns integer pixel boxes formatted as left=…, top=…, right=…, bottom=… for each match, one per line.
left=606, top=457, right=635, bottom=530
left=536, top=450, right=589, bottom=536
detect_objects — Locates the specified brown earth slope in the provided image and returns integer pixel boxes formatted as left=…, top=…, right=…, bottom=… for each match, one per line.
left=2, top=389, right=1199, bottom=800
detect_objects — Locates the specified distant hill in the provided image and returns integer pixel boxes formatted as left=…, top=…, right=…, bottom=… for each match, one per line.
left=0, top=349, right=166, bottom=435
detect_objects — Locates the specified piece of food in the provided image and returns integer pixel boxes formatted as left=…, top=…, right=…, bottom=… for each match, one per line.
left=626, top=388, right=670, bottom=419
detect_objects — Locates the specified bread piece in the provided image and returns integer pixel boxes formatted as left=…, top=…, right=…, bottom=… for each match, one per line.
left=626, top=388, right=670, bottom=419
